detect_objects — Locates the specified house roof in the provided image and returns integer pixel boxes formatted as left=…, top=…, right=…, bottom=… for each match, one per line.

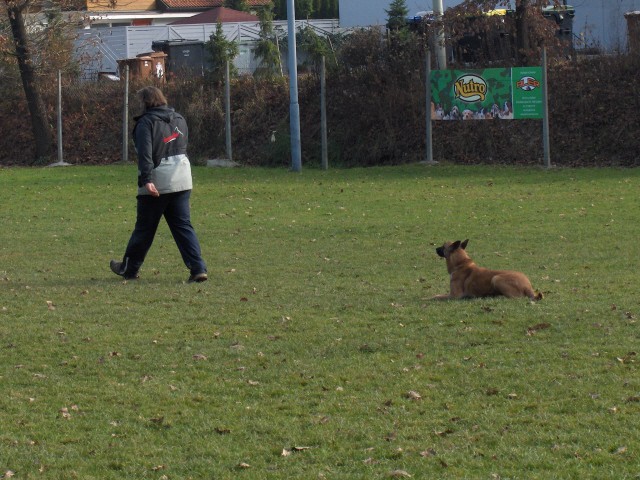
left=157, top=0, right=270, bottom=12
left=170, top=6, right=258, bottom=24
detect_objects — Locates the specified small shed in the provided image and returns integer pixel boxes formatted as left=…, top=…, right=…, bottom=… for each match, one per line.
left=117, top=51, right=168, bottom=80
left=151, top=40, right=207, bottom=77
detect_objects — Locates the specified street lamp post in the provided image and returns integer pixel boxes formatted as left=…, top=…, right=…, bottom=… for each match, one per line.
left=287, top=0, right=302, bottom=172
left=434, top=0, right=447, bottom=69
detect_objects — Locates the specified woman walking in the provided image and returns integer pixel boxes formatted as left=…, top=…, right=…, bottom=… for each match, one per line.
left=110, top=86, right=208, bottom=283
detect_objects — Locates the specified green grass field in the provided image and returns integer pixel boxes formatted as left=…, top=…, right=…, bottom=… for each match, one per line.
left=1, top=164, right=639, bottom=479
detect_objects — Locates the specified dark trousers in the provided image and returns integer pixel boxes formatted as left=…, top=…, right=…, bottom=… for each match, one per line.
left=122, top=190, right=207, bottom=276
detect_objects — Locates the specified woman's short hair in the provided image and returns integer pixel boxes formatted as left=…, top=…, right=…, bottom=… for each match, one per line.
left=138, top=86, right=167, bottom=109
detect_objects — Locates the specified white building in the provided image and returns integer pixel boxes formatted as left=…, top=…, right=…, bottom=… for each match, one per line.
left=75, top=19, right=340, bottom=79
left=338, top=0, right=432, bottom=27
left=338, top=0, right=640, bottom=51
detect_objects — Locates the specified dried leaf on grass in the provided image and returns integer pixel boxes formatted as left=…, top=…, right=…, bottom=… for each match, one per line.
left=59, top=405, right=79, bottom=419
left=405, top=391, right=422, bottom=401
left=420, top=448, right=437, bottom=457
left=387, top=470, right=412, bottom=478
left=527, top=323, right=551, bottom=336
left=616, top=352, right=636, bottom=364
left=281, top=446, right=311, bottom=456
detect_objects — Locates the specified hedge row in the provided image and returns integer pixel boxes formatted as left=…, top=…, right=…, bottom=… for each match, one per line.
left=1, top=43, right=638, bottom=167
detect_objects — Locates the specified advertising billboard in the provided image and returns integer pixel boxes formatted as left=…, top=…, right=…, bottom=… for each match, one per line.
left=430, top=67, right=543, bottom=120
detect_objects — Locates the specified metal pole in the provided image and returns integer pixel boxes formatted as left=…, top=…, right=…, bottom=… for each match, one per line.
left=320, top=56, right=328, bottom=170
left=275, top=35, right=284, bottom=77
left=49, top=70, right=70, bottom=166
left=425, top=51, right=436, bottom=165
left=57, top=70, right=63, bottom=163
left=287, top=0, right=302, bottom=172
left=225, top=60, right=233, bottom=162
left=542, top=48, right=551, bottom=168
left=434, top=0, right=447, bottom=69
left=122, top=65, right=129, bottom=163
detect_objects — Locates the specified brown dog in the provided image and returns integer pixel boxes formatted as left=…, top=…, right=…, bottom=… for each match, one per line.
left=432, top=240, right=542, bottom=301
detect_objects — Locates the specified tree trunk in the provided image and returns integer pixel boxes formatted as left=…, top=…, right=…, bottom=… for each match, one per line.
left=7, top=4, right=53, bottom=161
left=515, top=0, right=531, bottom=65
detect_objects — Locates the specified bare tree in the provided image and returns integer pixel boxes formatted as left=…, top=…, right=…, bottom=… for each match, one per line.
left=3, top=0, right=53, bottom=161
left=444, top=0, right=563, bottom=65
left=515, top=0, right=531, bottom=62
left=2, top=0, right=85, bottom=161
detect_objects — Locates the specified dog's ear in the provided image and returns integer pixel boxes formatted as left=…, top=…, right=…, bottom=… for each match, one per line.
left=461, top=239, right=469, bottom=250
left=451, top=240, right=461, bottom=250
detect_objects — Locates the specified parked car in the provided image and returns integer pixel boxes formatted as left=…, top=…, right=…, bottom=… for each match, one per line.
left=407, top=10, right=436, bottom=27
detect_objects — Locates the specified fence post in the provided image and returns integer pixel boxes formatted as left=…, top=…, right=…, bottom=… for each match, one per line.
left=542, top=48, right=551, bottom=168
left=57, top=70, right=63, bottom=164
left=50, top=70, right=70, bottom=167
left=424, top=51, right=436, bottom=165
left=320, top=56, right=328, bottom=170
left=122, top=65, right=129, bottom=163
left=225, top=60, right=233, bottom=162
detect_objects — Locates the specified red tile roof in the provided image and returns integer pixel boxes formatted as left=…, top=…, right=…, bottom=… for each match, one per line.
left=170, top=7, right=258, bottom=24
left=158, top=0, right=270, bottom=12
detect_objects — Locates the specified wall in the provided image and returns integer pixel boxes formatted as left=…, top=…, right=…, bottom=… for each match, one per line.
left=87, top=0, right=156, bottom=12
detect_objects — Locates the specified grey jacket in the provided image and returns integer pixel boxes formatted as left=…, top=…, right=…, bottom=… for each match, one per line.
left=133, top=106, right=193, bottom=195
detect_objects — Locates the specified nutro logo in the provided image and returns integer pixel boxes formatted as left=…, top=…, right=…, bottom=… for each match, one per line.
left=454, top=74, right=487, bottom=103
